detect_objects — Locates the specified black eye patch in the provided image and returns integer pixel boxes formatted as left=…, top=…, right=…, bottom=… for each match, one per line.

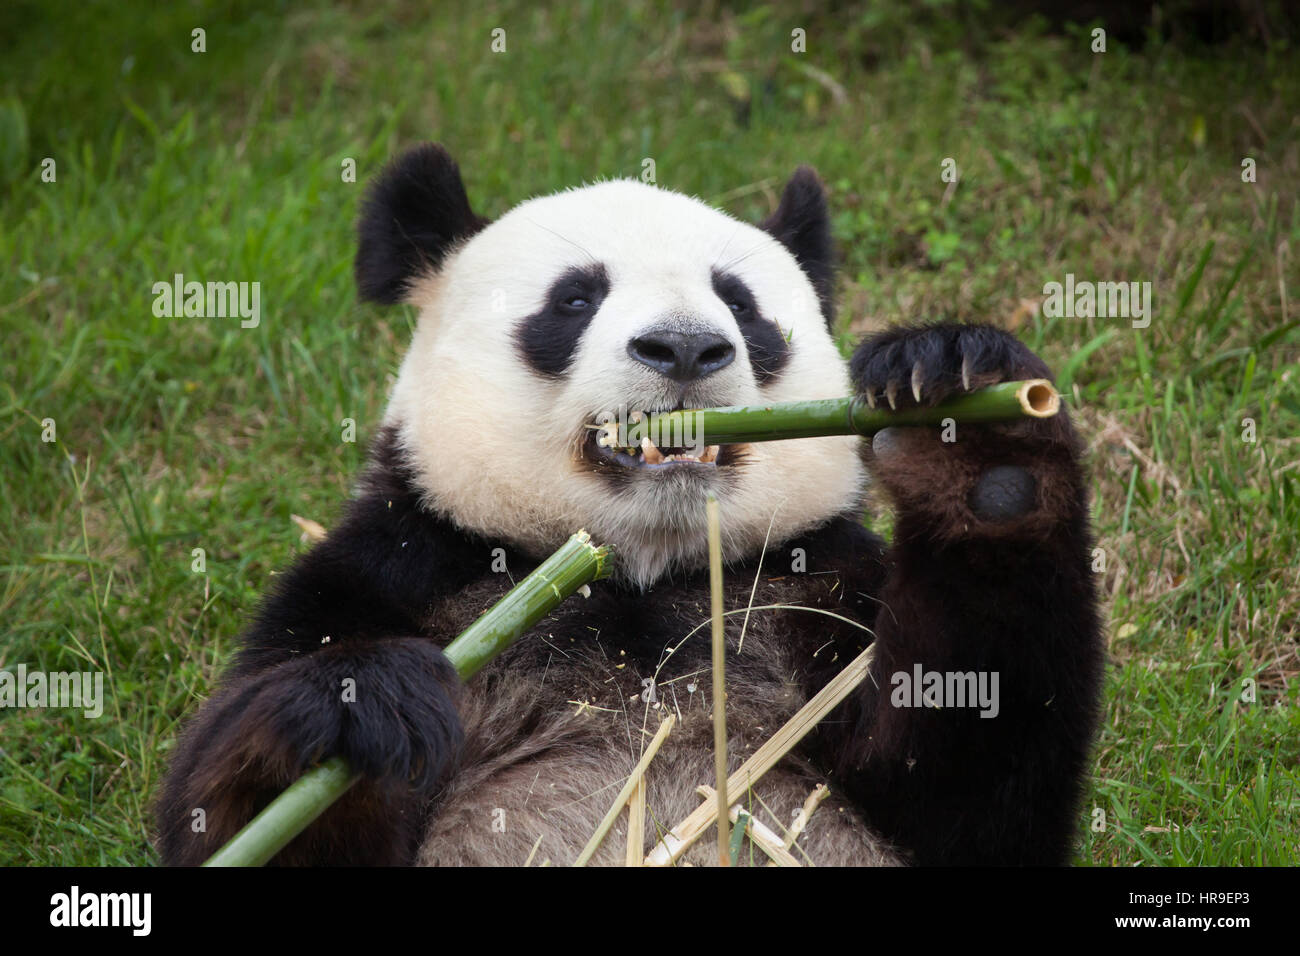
left=515, top=264, right=610, bottom=378
left=712, top=270, right=789, bottom=386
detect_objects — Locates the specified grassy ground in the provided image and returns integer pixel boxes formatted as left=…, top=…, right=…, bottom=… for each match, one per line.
left=1, top=1, right=1297, bottom=866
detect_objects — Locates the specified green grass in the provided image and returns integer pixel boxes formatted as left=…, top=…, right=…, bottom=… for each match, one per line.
left=1, top=1, right=1297, bottom=866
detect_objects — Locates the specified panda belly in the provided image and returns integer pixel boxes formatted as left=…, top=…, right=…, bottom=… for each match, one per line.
left=416, top=694, right=903, bottom=867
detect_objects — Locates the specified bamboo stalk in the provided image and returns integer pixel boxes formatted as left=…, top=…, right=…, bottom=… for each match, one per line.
left=573, top=714, right=676, bottom=866
left=443, top=530, right=612, bottom=680
left=203, top=530, right=612, bottom=867
left=706, top=494, right=729, bottom=867
left=644, top=643, right=876, bottom=867
left=607, top=379, right=1059, bottom=450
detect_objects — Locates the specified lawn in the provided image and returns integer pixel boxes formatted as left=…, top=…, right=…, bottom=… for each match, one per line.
left=1, top=0, right=1297, bottom=866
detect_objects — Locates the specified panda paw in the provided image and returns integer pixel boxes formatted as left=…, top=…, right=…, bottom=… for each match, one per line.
left=851, top=323, right=1082, bottom=540
left=849, top=321, right=1051, bottom=410
left=158, top=638, right=463, bottom=864
left=258, top=638, right=465, bottom=792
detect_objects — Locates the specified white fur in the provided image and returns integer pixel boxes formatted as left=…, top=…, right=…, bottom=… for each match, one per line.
left=384, top=179, right=865, bottom=587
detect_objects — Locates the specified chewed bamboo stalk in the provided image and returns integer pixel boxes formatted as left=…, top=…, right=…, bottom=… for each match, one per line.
left=443, top=529, right=613, bottom=680
left=596, top=379, right=1059, bottom=452
left=203, top=530, right=612, bottom=867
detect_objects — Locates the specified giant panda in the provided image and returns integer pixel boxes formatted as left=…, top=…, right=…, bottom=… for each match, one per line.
left=156, top=143, right=1104, bottom=866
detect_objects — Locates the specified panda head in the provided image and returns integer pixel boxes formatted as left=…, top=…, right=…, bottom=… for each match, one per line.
left=360, top=144, right=864, bottom=587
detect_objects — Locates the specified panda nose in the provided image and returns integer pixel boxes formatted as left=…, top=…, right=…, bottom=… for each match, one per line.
left=627, top=330, right=736, bottom=382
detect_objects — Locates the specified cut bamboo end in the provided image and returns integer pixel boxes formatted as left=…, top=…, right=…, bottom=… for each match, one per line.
left=1018, top=379, right=1060, bottom=418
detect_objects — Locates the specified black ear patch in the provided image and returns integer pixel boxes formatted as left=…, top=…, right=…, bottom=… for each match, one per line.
left=355, top=143, right=491, bottom=305
left=760, top=166, right=835, bottom=330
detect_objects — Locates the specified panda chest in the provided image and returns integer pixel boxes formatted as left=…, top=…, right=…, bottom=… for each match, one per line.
left=419, top=593, right=823, bottom=865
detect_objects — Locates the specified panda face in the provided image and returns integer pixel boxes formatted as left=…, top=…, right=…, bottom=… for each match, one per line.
left=367, top=146, right=864, bottom=586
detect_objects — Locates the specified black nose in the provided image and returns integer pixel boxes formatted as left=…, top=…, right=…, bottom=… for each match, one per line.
left=627, top=329, right=736, bottom=382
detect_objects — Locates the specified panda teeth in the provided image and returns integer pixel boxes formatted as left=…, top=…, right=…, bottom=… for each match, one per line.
left=635, top=436, right=720, bottom=466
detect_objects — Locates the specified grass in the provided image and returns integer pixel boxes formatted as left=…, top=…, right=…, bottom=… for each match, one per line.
left=1, top=1, right=1297, bottom=866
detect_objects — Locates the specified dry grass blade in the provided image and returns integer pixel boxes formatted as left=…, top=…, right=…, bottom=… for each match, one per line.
left=707, top=494, right=729, bottom=866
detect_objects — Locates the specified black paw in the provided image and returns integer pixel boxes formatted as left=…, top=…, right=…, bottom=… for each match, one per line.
left=849, top=322, right=1051, bottom=411
left=254, top=638, right=464, bottom=794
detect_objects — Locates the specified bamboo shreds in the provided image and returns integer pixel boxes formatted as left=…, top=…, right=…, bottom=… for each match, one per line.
left=625, top=776, right=646, bottom=867
left=573, top=714, right=676, bottom=867
left=706, top=494, right=729, bottom=867
left=644, top=643, right=876, bottom=867
left=765, top=783, right=830, bottom=867
left=290, top=513, right=328, bottom=543
left=698, top=786, right=802, bottom=868
left=786, top=784, right=830, bottom=849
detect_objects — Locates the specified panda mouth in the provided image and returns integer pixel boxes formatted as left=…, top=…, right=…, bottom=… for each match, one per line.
left=579, top=412, right=737, bottom=471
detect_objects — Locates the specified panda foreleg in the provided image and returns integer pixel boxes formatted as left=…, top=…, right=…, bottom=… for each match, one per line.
left=832, top=322, right=1103, bottom=865
left=156, top=636, right=463, bottom=865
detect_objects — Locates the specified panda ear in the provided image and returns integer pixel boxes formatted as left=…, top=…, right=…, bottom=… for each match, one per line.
left=355, top=143, right=491, bottom=305
left=760, top=166, right=835, bottom=329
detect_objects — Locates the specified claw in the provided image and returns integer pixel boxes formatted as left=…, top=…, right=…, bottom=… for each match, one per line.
left=864, top=389, right=876, bottom=409
left=961, top=353, right=972, bottom=391
left=885, top=380, right=899, bottom=411
left=911, top=361, right=924, bottom=403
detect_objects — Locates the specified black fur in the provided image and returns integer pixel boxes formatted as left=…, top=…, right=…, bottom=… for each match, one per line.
left=712, top=270, right=789, bottom=385
left=760, top=166, right=836, bottom=330
left=830, top=322, right=1103, bottom=865
left=515, top=264, right=610, bottom=378
left=155, top=427, right=513, bottom=865
left=850, top=321, right=1053, bottom=407
left=355, top=144, right=491, bottom=304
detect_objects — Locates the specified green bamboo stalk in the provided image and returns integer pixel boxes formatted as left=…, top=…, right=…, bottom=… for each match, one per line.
left=202, top=529, right=611, bottom=867
left=608, top=379, right=1059, bottom=451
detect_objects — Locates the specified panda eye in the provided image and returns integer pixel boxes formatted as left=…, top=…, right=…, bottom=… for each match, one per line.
left=543, top=266, right=608, bottom=320
left=555, top=291, right=594, bottom=315
left=714, top=274, right=757, bottom=321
